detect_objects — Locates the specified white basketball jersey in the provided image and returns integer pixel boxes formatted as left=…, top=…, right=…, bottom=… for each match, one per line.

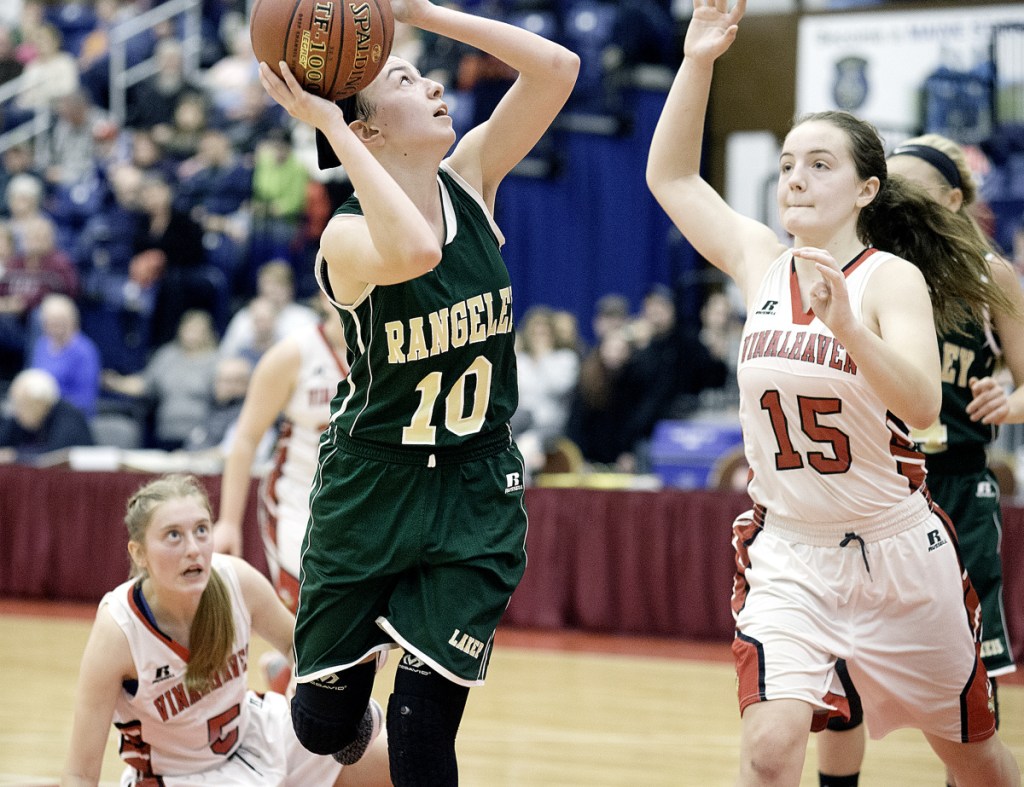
left=104, top=553, right=252, bottom=777
left=737, top=249, right=926, bottom=521
left=262, top=323, right=349, bottom=529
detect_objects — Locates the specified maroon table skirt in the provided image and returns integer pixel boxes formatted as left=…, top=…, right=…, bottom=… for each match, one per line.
left=1, top=466, right=1020, bottom=668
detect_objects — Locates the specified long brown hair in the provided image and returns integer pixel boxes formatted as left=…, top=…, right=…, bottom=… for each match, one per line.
left=795, top=111, right=1018, bottom=335
left=125, top=474, right=235, bottom=692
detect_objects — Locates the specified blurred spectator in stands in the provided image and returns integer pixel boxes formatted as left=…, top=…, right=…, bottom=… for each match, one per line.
left=101, top=308, right=219, bottom=450
left=224, top=295, right=276, bottom=367
left=77, top=0, right=156, bottom=108
left=175, top=126, right=252, bottom=291
left=36, top=89, right=109, bottom=187
left=695, top=288, right=743, bottom=408
left=551, top=308, right=585, bottom=356
left=249, top=127, right=309, bottom=271
left=77, top=0, right=125, bottom=72
left=0, top=144, right=36, bottom=216
left=4, top=172, right=47, bottom=252
left=564, top=293, right=634, bottom=466
left=15, top=22, right=79, bottom=111
left=616, top=285, right=728, bottom=472
left=567, top=324, right=635, bottom=468
left=126, top=37, right=203, bottom=132
left=28, top=293, right=100, bottom=419
left=91, top=115, right=131, bottom=173
left=74, top=163, right=153, bottom=372
left=0, top=221, right=24, bottom=380
left=456, top=46, right=517, bottom=129
left=202, top=23, right=258, bottom=121
left=12, top=0, right=44, bottom=65
left=0, top=367, right=94, bottom=461
left=292, top=178, right=337, bottom=298
left=128, top=129, right=177, bottom=182
left=591, top=292, right=630, bottom=343
left=182, top=354, right=254, bottom=454
left=75, top=162, right=144, bottom=293
left=132, top=173, right=225, bottom=347
left=512, top=305, right=580, bottom=475
left=218, top=260, right=317, bottom=359
left=157, top=91, right=209, bottom=164
left=0, top=23, right=24, bottom=87
left=201, top=0, right=245, bottom=49
left=221, top=79, right=284, bottom=155
left=3, top=214, right=79, bottom=315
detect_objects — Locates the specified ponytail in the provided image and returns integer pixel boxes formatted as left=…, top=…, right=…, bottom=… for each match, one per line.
left=861, top=175, right=1011, bottom=335
left=185, top=566, right=236, bottom=693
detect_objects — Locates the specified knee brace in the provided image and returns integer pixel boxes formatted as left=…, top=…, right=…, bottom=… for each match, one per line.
left=386, top=658, right=470, bottom=786
left=290, top=660, right=375, bottom=755
left=992, top=677, right=1000, bottom=729
left=826, top=659, right=864, bottom=732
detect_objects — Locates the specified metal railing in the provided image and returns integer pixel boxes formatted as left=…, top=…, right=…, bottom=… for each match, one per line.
left=108, top=0, right=203, bottom=126
left=0, top=73, right=51, bottom=159
left=0, top=0, right=203, bottom=157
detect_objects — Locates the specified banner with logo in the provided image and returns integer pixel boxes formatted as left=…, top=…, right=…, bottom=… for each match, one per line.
left=796, top=5, right=1024, bottom=135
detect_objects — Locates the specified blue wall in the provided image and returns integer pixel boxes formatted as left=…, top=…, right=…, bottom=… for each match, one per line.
left=495, top=87, right=695, bottom=342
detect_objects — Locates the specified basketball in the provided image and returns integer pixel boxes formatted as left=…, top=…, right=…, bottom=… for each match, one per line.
left=250, top=0, right=394, bottom=101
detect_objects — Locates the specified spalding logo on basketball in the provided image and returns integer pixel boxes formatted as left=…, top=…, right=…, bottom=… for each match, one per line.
left=250, top=0, right=395, bottom=100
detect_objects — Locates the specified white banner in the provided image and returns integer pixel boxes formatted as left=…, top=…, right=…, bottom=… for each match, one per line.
left=796, top=5, right=1024, bottom=133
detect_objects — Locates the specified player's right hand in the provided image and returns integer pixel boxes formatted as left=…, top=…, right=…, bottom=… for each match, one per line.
left=258, top=61, right=344, bottom=131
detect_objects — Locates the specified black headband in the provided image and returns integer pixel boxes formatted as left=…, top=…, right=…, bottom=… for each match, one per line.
left=889, top=143, right=962, bottom=190
left=316, top=95, right=361, bottom=171
left=316, top=128, right=341, bottom=170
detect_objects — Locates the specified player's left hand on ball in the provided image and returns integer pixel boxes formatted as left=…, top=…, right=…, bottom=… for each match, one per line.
left=259, top=61, right=340, bottom=129
left=966, top=375, right=1010, bottom=425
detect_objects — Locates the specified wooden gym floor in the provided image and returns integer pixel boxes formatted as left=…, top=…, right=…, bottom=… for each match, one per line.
left=1, top=599, right=1021, bottom=786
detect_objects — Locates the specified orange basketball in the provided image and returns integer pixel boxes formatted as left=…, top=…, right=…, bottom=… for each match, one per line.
left=250, top=0, right=394, bottom=100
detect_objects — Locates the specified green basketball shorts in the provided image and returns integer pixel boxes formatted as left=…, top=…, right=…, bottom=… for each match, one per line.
left=930, top=468, right=1016, bottom=676
left=294, top=424, right=529, bottom=686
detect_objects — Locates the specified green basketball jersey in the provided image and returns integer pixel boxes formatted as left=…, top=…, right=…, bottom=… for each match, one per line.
left=913, top=315, right=999, bottom=453
left=318, top=163, right=518, bottom=448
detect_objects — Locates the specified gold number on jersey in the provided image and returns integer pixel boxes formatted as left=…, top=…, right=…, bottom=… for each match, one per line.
left=403, top=356, right=494, bottom=445
left=404, top=371, right=442, bottom=444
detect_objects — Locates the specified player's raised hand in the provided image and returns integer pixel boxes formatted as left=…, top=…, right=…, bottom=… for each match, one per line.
left=684, top=0, right=746, bottom=64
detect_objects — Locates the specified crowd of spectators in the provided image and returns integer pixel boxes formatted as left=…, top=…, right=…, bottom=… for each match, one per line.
left=521, top=283, right=743, bottom=480
left=504, top=279, right=745, bottom=482
left=0, top=0, right=742, bottom=484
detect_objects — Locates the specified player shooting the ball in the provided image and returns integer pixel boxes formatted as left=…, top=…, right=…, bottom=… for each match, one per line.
left=258, top=1, right=579, bottom=784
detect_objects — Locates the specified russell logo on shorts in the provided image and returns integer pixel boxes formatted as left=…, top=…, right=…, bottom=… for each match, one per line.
left=505, top=472, right=525, bottom=494
left=926, top=529, right=948, bottom=552
left=976, top=480, right=997, bottom=499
